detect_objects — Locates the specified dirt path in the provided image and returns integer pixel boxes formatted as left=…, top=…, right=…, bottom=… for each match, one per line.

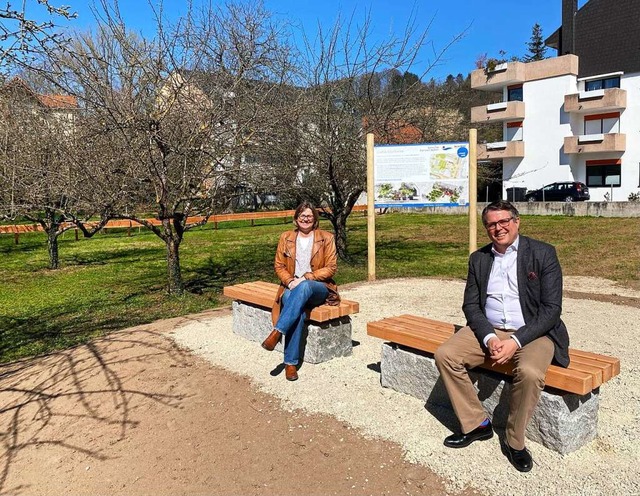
left=0, top=320, right=476, bottom=496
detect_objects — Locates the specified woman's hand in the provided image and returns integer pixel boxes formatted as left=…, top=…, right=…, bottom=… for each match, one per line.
left=288, top=277, right=305, bottom=290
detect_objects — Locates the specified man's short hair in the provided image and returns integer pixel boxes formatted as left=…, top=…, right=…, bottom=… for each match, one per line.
left=481, top=200, right=520, bottom=225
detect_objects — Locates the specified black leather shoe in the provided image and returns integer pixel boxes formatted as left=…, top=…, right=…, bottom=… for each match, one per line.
left=504, top=443, right=533, bottom=472
left=443, top=421, right=493, bottom=448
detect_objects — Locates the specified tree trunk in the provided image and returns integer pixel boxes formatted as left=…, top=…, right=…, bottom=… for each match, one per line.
left=330, top=214, right=349, bottom=261
left=165, top=237, right=184, bottom=295
left=46, top=229, right=60, bottom=269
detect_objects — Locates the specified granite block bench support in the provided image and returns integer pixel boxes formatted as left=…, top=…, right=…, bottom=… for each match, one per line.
left=367, top=315, right=620, bottom=454
left=223, top=281, right=359, bottom=364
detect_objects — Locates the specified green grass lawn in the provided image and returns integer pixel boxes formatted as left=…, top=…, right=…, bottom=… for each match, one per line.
left=1, top=213, right=638, bottom=362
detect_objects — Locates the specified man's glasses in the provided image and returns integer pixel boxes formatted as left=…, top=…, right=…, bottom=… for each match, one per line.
left=484, top=217, right=514, bottom=231
left=298, top=215, right=314, bottom=221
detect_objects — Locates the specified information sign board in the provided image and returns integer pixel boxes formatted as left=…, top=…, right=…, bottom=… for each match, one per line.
left=374, top=142, right=469, bottom=207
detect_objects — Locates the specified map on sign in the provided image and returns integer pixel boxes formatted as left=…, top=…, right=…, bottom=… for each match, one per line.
left=373, top=142, right=469, bottom=207
left=430, top=152, right=465, bottom=180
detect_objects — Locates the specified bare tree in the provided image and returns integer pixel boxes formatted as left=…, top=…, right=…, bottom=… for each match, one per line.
left=0, top=77, right=111, bottom=268
left=41, top=0, right=292, bottom=293
left=0, top=0, right=76, bottom=73
left=264, top=12, right=465, bottom=259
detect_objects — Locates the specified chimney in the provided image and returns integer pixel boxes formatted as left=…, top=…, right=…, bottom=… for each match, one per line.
left=560, top=0, right=578, bottom=54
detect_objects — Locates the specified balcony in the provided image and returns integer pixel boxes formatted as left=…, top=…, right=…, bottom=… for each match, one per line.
left=478, top=141, right=525, bottom=160
left=471, top=101, right=525, bottom=123
left=471, top=55, right=578, bottom=91
left=471, top=62, right=526, bottom=91
left=564, top=133, right=626, bottom=154
left=564, top=88, right=627, bottom=113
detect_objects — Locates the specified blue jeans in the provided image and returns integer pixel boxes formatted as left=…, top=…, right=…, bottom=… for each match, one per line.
left=275, top=280, right=328, bottom=366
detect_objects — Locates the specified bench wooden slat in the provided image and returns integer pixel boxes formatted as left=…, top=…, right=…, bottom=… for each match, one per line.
left=568, top=355, right=612, bottom=382
left=368, top=314, right=618, bottom=395
left=368, top=321, right=445, bottom=353
left=223, top=287, right=275, bottom=308
left=223, top=281, right=358, bottom=323
left=231, top=282, right=279, bottom=299
left=570, top=349, right=620, bottom=376
left=386, top=316, right=458, bottom=340
left=399, top=314, right=459, bottom=332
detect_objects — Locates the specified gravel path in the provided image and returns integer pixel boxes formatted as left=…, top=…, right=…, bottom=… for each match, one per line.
left=170, top=277, right=640, bottom=495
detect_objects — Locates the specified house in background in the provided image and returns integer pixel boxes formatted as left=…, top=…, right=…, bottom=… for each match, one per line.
left=470, top=0, right=640, bottom=201
left=0, top=77, right=78, bottom=117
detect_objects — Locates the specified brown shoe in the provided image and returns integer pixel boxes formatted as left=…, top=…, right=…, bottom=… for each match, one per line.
left=261, top=329, right=282, bottom=351
left=285, top=364, right=298, bottom=381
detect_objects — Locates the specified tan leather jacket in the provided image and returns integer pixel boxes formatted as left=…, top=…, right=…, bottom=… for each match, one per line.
left=272, top=228, right=340, bottom=324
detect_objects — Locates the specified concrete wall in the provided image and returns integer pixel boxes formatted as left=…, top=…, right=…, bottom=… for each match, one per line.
left=384, top=202, right=640, bottom=217
left=510, top=201, right=640, bottom=217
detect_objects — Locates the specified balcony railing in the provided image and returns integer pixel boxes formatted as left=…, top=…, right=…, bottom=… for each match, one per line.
left=471, top=62, right=526, bottom=91
left=564, top=88, right=627, bottom=113
left=564, top=133, right=626, bottom=154
left=471, top=101, right=525, bottom=123
left=477, top=141, right=525, bottom=160
left=471, top=55, right=578, bottom=92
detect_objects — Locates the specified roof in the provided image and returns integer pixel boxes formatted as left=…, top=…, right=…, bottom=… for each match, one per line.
left=545, top=0, right=640, bottom=77
left=0, top=77, right=78, bottom=110
left=38, top=94, right=78, bottom=109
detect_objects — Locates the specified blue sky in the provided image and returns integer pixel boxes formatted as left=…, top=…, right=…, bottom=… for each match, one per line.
left=30, top=0, right=589, bottom=81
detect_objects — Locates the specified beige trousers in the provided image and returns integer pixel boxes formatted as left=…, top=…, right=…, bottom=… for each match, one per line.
left=434, top=326, right=554, bottom=450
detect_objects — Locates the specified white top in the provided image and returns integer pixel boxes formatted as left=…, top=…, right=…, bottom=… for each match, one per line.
left=483, top=236, right=524, bottom=348
left=295, top=233, right=314, bottom=277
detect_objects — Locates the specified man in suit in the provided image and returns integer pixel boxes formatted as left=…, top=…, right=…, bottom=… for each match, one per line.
left=434, top=200, right=569, bottom=472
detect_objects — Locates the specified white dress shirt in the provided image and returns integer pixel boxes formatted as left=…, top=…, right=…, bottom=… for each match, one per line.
left=483, top=236, right=524, bottom=348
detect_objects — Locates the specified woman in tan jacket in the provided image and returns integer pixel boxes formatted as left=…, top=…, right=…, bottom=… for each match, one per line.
left=261, top=201, right=340, bottom=381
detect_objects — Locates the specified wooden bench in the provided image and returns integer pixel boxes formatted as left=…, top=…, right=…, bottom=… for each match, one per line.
left=367, top=314, right=620, bottom=454
left=224, top=281, right=359, bottom=364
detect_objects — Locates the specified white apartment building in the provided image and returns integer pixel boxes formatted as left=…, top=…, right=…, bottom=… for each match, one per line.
left=470, top=0, right=640, bottom=202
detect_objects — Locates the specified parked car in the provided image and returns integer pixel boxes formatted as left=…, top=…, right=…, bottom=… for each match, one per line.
left=525, top=182, right=590, bottom=202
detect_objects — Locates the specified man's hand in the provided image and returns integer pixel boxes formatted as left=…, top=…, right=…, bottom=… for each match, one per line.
left=490, top=338, right=518, bottom=365
left=487, top=337, right=502, bottom=356
left=288, top=277, right=305, bottom=290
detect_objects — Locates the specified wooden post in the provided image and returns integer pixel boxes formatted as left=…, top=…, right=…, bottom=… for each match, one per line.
left=14, top=232, right=19, bottom=245
left=366, top=133, right=376, bottom=281
left=127, top=221, right=131, bottom=237
left=75, top=228, right=79, bottom=241
left=469, top=128, right=478, bottom=255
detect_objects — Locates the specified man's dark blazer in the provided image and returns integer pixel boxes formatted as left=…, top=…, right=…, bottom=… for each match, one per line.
left=462, top=235, right=570, bottom=367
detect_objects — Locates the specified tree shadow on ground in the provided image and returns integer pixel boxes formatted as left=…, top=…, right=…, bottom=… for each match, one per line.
left=184, top=250, right=276, bottom=295
left=0, top=328, right=190, bottom=495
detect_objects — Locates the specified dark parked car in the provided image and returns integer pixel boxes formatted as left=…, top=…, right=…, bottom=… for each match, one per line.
left=525, top=182, right=590, bottom=202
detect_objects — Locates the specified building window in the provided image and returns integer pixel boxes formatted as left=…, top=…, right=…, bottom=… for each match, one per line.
left=506, top=121, right=523, bottom=141
left=586, top=159, right=621, bottom=187
left=585, top=76, right=620, bottom=91
left=507, top=85, right=523, bottom=101
left=584, top=112, right=620, bottom=134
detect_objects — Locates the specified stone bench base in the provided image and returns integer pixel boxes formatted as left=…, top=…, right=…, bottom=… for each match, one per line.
left=231, top=301, right=353, bottom=364
left=381, top=343, right=599, bottom=454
